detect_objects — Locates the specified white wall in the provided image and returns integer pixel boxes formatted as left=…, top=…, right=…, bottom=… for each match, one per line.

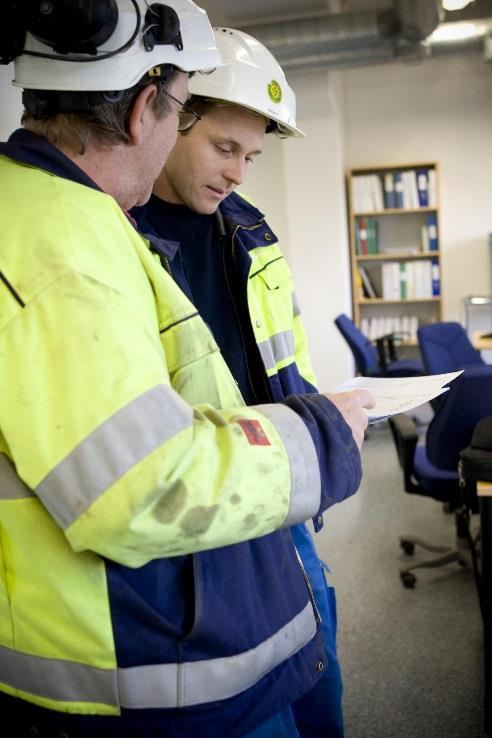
left=343, top=54, right=492, bottom=323
left=246, top=70, right=355, bottom=390
left=241, top=134, right=291, bottom=259
left=284, top=70, right=353, bottom=389
left=0, top=63, right=22, bottom=138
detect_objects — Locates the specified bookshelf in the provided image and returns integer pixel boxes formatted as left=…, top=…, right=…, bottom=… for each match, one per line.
left=347, top=162, right=443, bottom=344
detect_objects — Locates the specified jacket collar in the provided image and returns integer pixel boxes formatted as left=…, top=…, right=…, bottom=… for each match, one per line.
left=1, top=129, right=175, bottom=254
left=220, top=190, right=264, bottom=228
left=0, top=128, right=101, bottom=191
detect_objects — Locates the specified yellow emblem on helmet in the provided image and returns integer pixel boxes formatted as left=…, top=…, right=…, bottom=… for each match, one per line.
left=267, top=80, right=282, bottom=104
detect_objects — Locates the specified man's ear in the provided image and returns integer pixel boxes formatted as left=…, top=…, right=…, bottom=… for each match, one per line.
left=127, top=84, right=158, bottom=146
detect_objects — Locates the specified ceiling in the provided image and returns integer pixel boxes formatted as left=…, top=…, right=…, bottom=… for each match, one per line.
left=197, top=0, right=492, bottom=73
left=199, top=0, right=393, bottom=27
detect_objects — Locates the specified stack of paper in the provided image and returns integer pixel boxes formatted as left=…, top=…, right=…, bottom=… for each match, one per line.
left=331, top=371, right=463, bottom=424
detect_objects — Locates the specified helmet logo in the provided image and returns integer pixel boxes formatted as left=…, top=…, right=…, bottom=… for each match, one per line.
left=267, top=80, right=282, bottom=104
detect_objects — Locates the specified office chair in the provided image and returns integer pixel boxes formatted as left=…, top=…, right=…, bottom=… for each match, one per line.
left=334, top=313, right=425, bottom=377
left=389, top=365, right=492, bottom=587
left=418, top=321, right=486, bottom=374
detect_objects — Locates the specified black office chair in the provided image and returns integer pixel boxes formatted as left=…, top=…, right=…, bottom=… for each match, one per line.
left=334, top=313, right=425, bottom=377
left=389, top=365, right=492, bottom=587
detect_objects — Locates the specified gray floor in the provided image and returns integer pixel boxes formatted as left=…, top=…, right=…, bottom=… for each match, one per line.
left=314, top=421, right=486, bottom=738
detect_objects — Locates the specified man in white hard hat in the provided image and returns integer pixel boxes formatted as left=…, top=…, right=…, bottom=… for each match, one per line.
left=133, top=26, right=373, bottom=737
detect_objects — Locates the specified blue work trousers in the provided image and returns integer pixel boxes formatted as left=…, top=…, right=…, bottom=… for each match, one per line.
left=290, top=523, right=344, bottom=738
left=244, top=527, right=345, bottom=738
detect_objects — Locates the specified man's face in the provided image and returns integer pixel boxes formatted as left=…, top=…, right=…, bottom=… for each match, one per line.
left=157, top=104, right=266, bottom=214
left=135, top=71, right=190, bottom=207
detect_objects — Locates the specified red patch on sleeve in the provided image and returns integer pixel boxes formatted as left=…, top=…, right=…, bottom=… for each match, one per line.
left=236, top=419, right=271, bottom=446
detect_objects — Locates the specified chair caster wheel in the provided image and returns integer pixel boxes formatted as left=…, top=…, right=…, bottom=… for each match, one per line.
left=400, top=540, right=415, bottom=556
left=400, top=572, right=417, bottom=588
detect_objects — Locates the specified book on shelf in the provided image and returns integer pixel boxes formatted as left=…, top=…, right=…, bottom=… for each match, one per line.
left=416, top=169, right=429, bottom=207
left=383, top=173, right=395, bottom=209
left=414, top=260, right=433, bottom=297
left=367, top=218, right=378, bottom=253
left=401, top=315, right=419, bottom=342
left=353, top=167, right=436, bottom=212
left=351, top=176, right=366, bottom=212
left=431, top=258, right=440, bottom=296
left=361, top=315, right=419, bottom=343
left=428, top=169, right=437, bottom=207
left=380, top=260, right=437, bottom=299
left=352, top=175, right=384, bottom=212
left=427, top=213, right=438, bottom=251
left=354, top=268, right=364, bottom=300
left=355, top=217, right=379, bottom=254
left=399, top=262, right=407, bottom=299
left=402, top=170, right=419, bottom=209
left=382, top=262, right=400, bottom=300
left=359, top=266, right=379, bottom=298
left=356, top=217, right=368, bottom=254
left=393, top=171, right=404, bottom=209
left=372, top=176, right=384, bottom=211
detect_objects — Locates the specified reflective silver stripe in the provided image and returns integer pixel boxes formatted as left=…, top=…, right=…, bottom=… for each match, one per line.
left=0, top=454, right=35, bottom=500
left=257, top=329, right=295, bottom=371
left=254, top=403, right=321, bottom=527
left=36, top=385, right=193, bottom=529
left=0, top=604, right=316, bottom=708
left=292, top=292, right=301, bottom=317
left=119, top=602, right=316, bottom=708
left=0, top=644, right=118, bottom=705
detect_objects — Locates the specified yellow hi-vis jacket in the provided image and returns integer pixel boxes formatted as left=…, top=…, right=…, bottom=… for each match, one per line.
left=0, top=147, right=345, bottom=725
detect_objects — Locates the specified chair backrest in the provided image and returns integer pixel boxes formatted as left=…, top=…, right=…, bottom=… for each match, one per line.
left=334, top=314, right=379, bottom=375
left=418, top=321, right=485, bottom=374
left=426, top=366, right=492, bottom=472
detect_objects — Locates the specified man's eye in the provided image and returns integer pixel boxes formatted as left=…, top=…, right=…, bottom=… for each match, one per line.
left=216, top=145, right=231, bottom=155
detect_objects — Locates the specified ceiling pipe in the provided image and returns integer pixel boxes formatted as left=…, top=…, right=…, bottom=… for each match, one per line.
left=237, top=0, right=488, bottom=72
left=394, top=0, right=440, bottom=42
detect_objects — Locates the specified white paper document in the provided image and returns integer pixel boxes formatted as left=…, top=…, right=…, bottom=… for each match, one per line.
left=330, top=371, right=463, bottom=424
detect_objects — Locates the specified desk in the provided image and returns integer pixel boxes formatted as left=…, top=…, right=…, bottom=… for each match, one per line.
left=473, top=332, right=492, bottom=352
left=465, top=296, right=492, bottom=339
left=478, top=481, right=492, bottom=736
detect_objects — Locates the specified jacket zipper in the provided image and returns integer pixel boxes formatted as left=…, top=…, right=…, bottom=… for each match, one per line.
left=162, top=255, right=171, bottom=275
left=294, top=544, right=322, bottom=625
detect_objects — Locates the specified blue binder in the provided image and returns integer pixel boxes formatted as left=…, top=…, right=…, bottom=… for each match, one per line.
left=416, top=169, right=429, bottom=207
left=393, top=171, right=404, bottom=208
left=431, top=258, right=440, bottom=296
left=384, top=173, right=395, bottom=209
left=427, top=213, right=438, bottom=251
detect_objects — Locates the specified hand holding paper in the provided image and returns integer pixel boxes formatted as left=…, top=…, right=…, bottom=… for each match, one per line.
left=330, top=371, right=463, bottom=424
left=324, top=388, right=375, bottom=448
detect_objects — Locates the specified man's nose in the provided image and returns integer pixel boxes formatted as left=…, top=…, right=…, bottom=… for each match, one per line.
left=224, top=156, right=246, bottom=186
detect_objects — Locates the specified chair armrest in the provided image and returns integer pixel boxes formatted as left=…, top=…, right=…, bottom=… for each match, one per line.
left=384, top=333, right=397, bottom=362
left=388, top=414, right=420, bottom=493
left=374, top=336, right=389, bottom=371
left=374, top=331, right=411, bottom=368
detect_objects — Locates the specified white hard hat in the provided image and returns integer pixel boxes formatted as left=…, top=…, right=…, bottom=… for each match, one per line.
left=188, top=27, right=303, bottom=138
left=13, top=0, right=220, bottom=91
